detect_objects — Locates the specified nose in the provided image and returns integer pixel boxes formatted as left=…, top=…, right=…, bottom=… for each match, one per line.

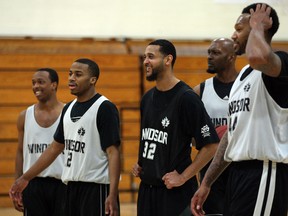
left=231, top=31, right=237, bottom=41
left=69, top=73, right=75, bottom=81
left=143, top=56, right=149, bottom=65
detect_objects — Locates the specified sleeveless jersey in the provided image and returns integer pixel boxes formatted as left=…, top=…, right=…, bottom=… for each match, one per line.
left=225, top=65, right=288, bottom=163
left=139, top=84, right=192, bottom=185
left=62, top=96, right=110, bottom=184
left=202, top=77, right=229, bottom=126
left=23, top=105, right=64, bottom=179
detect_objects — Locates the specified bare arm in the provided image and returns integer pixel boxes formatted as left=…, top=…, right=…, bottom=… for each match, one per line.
left=105, top=145, right=121, bottom=216
left=162, top=142, right=218, bottom=189
left=191, top=131, right=230, bottom=216
left=13, top=111, right=26, bottom=211
left=246, top=3, right=282, bottom=77
left=15, top=111, right=25, bottom=180
left=10, top=140, right=64, bottom=203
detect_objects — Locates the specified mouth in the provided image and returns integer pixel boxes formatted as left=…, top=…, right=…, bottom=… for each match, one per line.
left=146, top=66, right=152, bottom=75
left=68, top=83, right=77, bottom=90
left=34, top=90, right=42, bottom=96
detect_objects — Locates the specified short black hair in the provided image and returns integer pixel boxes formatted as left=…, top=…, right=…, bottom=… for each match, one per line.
left=149, top=39, right=177, bottom=67
left=75, top=58, right=100, bottom=79
left=37, top=68, right=59, bottom=85
left=242, top=3, right=279, bottom=39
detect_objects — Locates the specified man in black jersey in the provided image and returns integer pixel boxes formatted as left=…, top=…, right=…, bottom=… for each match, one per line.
left=193, top=38, right=238, bottom=215
left=132, top=39, right=219, bottom=216
left=191, top=3, right=288, bottom=216
left=10, top=58, right=121, bottom=216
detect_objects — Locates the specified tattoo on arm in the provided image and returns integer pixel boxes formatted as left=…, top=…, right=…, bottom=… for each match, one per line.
left=203, top=132, right=231, bottom=187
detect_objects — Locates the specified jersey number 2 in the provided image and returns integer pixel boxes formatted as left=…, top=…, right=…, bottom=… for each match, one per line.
left=142, top=141, right=156, bottom=160
left=67, top=152, right=72, bottom=167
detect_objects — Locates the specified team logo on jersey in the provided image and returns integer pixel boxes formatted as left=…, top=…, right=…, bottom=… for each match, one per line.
left=244, top=83, right=251, bottom=92
left=77, top=127, right=86, bottom=136
left=161, top=117, right=170, bottom=128
left=201, top=125, right=210, bottom=138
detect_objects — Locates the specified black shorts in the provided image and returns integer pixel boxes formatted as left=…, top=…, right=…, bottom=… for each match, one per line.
left=22, top=177, right=66, bottom=216
left=224, top=160, right=288, bottom=216
left=137, top=178, right=198, bottom=216
left=66, top=181, right=120, bottom=216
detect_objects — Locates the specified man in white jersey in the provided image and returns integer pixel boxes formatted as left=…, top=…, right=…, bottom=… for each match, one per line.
left=191, top=3, right=288, bottom=216
left=193, top=38, right=238, bottom=215
left=10, top=59, right=121, bottom=216
left=13, top=68, right=65, bottom=216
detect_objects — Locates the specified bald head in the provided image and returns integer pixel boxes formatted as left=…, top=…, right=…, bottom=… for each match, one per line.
left=212, top=38, right=235, bottom=55
left=207, top=38, right=237, bottom=74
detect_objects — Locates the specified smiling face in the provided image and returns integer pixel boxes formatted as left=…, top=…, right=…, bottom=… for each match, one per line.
left=68, top=61, right=97, bottom=98
left=32, top=71, right=56, bottom=102
left=143, top=45, right=166, bottom=81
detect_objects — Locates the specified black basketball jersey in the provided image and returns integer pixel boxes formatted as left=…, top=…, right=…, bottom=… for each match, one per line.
left=138, top=81, right=219, bottom=186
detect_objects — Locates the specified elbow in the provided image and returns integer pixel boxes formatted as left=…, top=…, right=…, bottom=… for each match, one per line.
left=246, top=54, right=269, bottom=69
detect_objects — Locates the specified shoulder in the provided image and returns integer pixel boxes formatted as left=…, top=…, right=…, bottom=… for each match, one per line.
left=62, top=101, right=74, bottom=113
left=99, top=99, right=119, bottom=115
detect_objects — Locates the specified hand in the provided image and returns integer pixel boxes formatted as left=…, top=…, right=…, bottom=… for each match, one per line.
left=132, top=163, right=142, bottom=177
left=105, top=194, right=119, bottom=216
left=190, top=185, right=211, bottom=216
left=162, top=170, right=185, bottom=189
left=249, top=3, right=272, bottom=31
left=12, top=200, right=24, bottom=212
left=9, top=176, right=29, bottom=205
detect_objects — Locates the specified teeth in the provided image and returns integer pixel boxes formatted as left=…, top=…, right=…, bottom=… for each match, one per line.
left=35, top=91, right=41, bottom=96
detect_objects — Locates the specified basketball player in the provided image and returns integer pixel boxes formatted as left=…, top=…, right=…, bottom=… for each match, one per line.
left=10, top=59, right=121, bottom=216
left=132, top=39, right=219, bottom=216
left=193, top=38, right=238, bottom=215
left=13, top=68, right=66, bottom=216
left=191, top=3, right=288, bottom=216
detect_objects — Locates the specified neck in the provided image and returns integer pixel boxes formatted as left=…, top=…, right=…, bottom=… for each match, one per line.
left=216, top=68, right=238, bottom=83
left=37, top=96, right=62, bottom=110
left=155, top=72, right=180, bottom=91
left=76, top=88, right=96, bottom=102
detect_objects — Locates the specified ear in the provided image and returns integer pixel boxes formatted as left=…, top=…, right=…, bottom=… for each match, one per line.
left=90, top=77, right=97, bottom=85
left=165, top=54, right=173, bottom=66
left=51, top=82, right=57, bottom=91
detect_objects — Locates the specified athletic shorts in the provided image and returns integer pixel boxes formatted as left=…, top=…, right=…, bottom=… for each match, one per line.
left=22, top=177, right=66, bottom=216
left=200, top=162, right=230, bottom=215
left=137, top=178, right=198, bottom=216
left=66, top=181, right=120, bottom=216
left=224, top=160, right=288, bottom=216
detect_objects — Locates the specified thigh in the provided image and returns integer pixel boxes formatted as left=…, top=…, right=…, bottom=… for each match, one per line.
left=67, top=182, right=119, bottom=216
left=224, top=161, right=262, bottom=216
left=23, top=177, right=65, bottom=216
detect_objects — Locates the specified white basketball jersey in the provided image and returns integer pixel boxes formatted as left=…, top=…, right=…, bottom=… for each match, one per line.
left=225, top=65, right=288, bottom=163
left=202, top=77, right=229, bottom=126
left=61, top=96, right=110, bottom=184
left=23, top=105, right=64, bottom=179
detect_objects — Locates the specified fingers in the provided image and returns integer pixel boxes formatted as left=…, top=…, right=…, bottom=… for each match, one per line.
left=132, top=164, right=141, bottom=177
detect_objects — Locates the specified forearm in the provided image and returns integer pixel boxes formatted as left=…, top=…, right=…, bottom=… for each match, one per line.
left=202, top=132, right=230, bottom=188
left=22, top=141, right=63, bottom=181
left=181, top=143, right=218, bottom=182
left=107, top=146, right=121, bottom=197
left=15, top=150, right=23, bottom=179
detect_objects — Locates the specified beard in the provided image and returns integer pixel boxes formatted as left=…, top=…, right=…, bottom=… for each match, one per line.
left=146, top=70, right=158, bottom=81
left=206, top=68, right=217, bottom=74
left=146, top=64, right=163, bottom=81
